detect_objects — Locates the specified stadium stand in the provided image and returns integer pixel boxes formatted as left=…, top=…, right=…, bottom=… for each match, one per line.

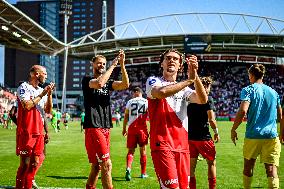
left=110, top=62, right=284, bottom=120
left=0, top=84, right=17, bottom=123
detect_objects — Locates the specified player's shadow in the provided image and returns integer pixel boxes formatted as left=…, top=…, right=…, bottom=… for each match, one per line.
left=112, top=176, right=146, bottom=182
left=0, top=186, right=15, bottom=189
left=47, top=175, right=88, bottom=180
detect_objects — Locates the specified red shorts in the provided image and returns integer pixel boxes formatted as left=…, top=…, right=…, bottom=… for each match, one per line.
left=85, top=128, right=111, bottom=164
left=127, top=129, right=149, bottom=148
left=188, top=140, right=216, bottom=161
left=16, top=134, right=44, bottom=157
left=151, top=150, right=190, bottom=189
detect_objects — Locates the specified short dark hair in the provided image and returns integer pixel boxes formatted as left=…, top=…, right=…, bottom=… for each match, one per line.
left=91, top=55, right=106, bottom=63
left=248, top=64, right=265, bottom=80
left=159, top=48, right=183, bottom=64
left=132, top=86, right=142, bottom=93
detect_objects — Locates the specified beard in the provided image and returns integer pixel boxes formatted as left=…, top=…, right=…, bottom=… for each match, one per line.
left=95, top=68, right=105, bottom=74
left=37, top=77, right=45, bottom=85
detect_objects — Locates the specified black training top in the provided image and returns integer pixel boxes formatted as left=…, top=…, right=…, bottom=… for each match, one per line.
left=82, top=76, right=114, bottom=129
left=187, top=97, right=215, bottom=140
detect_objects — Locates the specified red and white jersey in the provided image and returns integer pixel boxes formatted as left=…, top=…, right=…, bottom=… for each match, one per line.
left=17, top=82, right=47, bottom=136
left=146, top=76, right=193, bottom=152
left=126, top=97, right=148, bottom=132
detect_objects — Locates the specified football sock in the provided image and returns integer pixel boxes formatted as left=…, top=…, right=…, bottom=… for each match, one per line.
left=85, top=184, right=96, bottom=189
left=126, top=153, right=134, bottom=169
left=34, top=153, right=45, bottom=175
left=190, top=176, right=196, bottom=189
left=243, top=174, right=253, bottom=189
left=140, top=154, right=147, bottom=175
left=267, top=177, right=279, bottom=189
left=208, top=177, right=216, bottom=189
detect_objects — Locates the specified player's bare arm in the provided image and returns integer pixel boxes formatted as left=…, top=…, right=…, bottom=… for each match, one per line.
left=21, top=82, right=55, bottom=111
left=207, top=110, right=220, bottom=142
left=186, top=56, right=208, bottom=104
left=278, top=106, right=283, bottom=143
left=44, top=82, right=55, bottom=114
left=151, top=79, right=195, bottom=99
left=122, top=109, right=129, bottom=137
left=231, top=101, right=250, bottom=145
left=112, top=49, right=130, bottom=90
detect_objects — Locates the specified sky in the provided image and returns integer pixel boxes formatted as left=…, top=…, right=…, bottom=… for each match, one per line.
left=1, top=0, right=284, bottom=84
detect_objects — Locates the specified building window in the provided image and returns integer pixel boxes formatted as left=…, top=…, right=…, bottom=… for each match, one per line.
left=73, top=2, right=80, bottom=6
left=74, top=66, right=80, bottom=70
left=73, top=20, right=80, bottom=24
left=81, top=66, right=86, bottom=70
left=81, top=72, right=86, bottom=75
left=73, top=8, right=81, bottom=12
left=73, top=78, right=80, bottom=82
left=73, top=14, right=80, bottom=18
left=73, top=84, right=80, bottom=88
left=81, top=14, right=86, bottom=18
left=73, top=72, right=80, bottom=76
left=73, top=60, right=80, bottom=64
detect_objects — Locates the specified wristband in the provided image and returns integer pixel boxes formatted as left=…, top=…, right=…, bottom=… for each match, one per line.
left=213, top=128, right=219, bottom=135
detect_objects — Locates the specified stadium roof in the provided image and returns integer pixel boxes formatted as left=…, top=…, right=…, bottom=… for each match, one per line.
left=65, top=13, right=284, bottom=59
left=0, top=0, right=284, bottom=60
left=0, top=0, right=65, bottom=55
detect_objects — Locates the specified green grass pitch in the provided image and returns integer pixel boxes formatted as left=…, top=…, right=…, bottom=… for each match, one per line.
left=0, top=121, right=283, bottom=188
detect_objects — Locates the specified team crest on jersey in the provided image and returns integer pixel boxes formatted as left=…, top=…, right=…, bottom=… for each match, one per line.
left=149, top=78, right=156, bottom=85
left=19, top=89, right=25, bottom=95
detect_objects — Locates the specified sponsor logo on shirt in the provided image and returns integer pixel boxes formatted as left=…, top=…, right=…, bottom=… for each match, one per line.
left=164, top=178, right=178, bottom=185
left=149, top=79, right=156, bottom=85
left=19, top=89, right=25, bottom=95
left=19, top=150, right=28, bottom=155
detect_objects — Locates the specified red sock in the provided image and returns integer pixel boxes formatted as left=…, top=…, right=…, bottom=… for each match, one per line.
left=208, top=177, right=216, bottom=189
left=140, top=154, right=147, bottom=174
left=25, top=164, right=37, bottom=189
left=126, top=153, right=134, bottom=169
left=16, top=165, right=26, bottom=189
left=34, top=153, right=45, bottom=175
left=190, top=177, right=196, bottom=189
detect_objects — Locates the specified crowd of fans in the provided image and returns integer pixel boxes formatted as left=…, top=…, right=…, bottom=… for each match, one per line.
left=110, top=62, right=284, bottom=119
left=1, top=62, right=283, bottom=122
left=0, top=84, right=17, bottom=127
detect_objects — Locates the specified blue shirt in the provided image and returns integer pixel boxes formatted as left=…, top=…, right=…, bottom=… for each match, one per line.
left=240, top=83, right=280, bottom=139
